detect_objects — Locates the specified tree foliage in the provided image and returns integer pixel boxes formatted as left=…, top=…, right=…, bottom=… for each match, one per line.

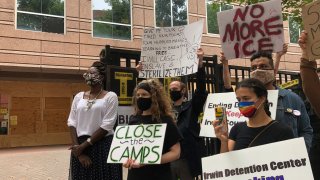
left=17, top=0, right=64, bottom=33
left=93, top=0, right=131, bottom=40
left=17, top=0, right=64, bottom=16
left=155, top=0, right=187, bottom=27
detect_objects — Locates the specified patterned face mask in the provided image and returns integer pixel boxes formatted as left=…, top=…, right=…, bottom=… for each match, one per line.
left=83, top=72, right=102, bottom=86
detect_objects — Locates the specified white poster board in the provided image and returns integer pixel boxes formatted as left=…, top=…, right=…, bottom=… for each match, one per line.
left=117, top=106, right=134, bottom=125
left=200, top=90, right=278, bottom=138
left=217, top=0, right=284, bottom=59
left=139, top=20, right=204, bottom=78
left=202, top=138, right=313, bottom=180
left=107, top=124, right=167, bottom=164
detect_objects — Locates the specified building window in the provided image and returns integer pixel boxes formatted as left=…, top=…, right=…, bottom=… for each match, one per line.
left=92, top=0, right=131, bottom=40
left=155, top=0, right=188, bottom=27
left=16, top=0, right=65, bottom=34
left=289, top=16, right=301, bottom=44
left=207, top=1, right=233, bottom=34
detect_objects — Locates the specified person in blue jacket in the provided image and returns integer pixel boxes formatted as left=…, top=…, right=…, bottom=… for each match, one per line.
left=249, top=51, right=313, bottom=151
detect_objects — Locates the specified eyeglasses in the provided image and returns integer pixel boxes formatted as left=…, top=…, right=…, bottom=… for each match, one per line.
left=251, top=64, right=273, bottom=71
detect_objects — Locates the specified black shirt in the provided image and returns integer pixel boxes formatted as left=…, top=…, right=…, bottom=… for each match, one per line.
left=127, top=115, right=181, bottom=180
left=229, top=121, right=294, bottom=150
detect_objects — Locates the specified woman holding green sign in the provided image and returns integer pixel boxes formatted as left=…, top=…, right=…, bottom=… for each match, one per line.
left=123, top=79, right=181, bottom=180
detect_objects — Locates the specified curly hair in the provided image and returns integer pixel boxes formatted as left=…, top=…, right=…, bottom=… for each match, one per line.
left=132, top=79, right=174, bottom=122
left=91, top=61, right=106, bottom=80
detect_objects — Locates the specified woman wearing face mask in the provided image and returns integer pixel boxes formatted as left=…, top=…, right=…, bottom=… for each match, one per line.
left=67, top=61, right=122, bottom=180
left=214, top=78, right=294, bottom=153
left=123, top=79, right=181, bottom=180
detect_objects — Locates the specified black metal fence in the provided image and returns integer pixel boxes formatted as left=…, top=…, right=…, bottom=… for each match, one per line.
left=102, top=46, right=303, bottom=179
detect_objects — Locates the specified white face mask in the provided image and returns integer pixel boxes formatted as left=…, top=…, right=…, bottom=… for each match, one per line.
left=250, top=69, right=275, bottom=85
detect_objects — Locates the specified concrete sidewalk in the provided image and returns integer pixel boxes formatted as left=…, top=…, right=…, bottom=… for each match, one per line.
left=0, top=145, right=127, bottom=180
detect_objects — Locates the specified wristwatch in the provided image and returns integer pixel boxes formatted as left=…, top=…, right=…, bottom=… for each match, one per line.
left=86, top=138, right=93, bottom=145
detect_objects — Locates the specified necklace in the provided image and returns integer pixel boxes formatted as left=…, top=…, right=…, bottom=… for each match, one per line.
left=85, top=89, right=103, bottom=111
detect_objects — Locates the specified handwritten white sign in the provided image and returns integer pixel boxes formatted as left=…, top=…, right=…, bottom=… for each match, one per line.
left=200, top=90, right=278, bottom=138
left=202, top=138, right=313, bottom=180
left=217, top=0, right=284, bottom=59
left=139, top=20, right=204, bottom=78
left=107, top=124, right=167, bottom=164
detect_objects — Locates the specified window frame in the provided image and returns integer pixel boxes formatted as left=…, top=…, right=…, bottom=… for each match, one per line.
left=91, top=0, right=133, bottom=41
left=154, top=0, right=189, bottom=28
left=288, top=15, right=301, bottom=44
left=15, top=0, right=66, bottom=34
left=206, top=1, right=233, bottom=35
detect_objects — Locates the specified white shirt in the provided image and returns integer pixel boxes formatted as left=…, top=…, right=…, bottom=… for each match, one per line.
left=67, top=91, right=118, bottom=137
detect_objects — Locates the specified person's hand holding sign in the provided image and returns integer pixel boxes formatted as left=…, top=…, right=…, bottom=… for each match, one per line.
left=197, top=48, right=204, bottom=68
left=274, top=43, right=288, bottom=74
left=298, top=30, right=309, bottom=60
left=136, top=61, right=143, bottom=72
left=123, top=159, right=145, bottom=169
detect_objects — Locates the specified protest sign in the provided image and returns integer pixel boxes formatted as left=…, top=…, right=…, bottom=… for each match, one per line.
left=202, top=138, right=313, bottom=180
left=107, top=124, right=166, bottom=164
left=302, top=0, right=320, bottom=60
left=139, top=20, right=203, bottom=78
left=117, top=106, right=134, bottom=125
left=200, top=90, right=278, bottom=138
left=217, top=0, right=284, bottom=59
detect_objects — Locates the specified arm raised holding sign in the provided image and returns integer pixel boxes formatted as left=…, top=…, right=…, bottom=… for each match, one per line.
left=220, top=52, right=233, bottom=92
left=299, top=31, right=320, bottom=118
left=274, top=44, right=288, bottom=75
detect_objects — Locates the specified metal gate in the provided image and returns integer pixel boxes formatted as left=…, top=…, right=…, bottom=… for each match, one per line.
left=100, top=45, right=303, bottom=179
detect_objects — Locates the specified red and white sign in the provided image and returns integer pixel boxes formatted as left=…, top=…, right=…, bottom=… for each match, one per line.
left=218, top=0, right=284, bottom=59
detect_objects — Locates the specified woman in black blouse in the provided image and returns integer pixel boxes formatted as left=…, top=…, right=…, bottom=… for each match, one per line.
left=123, top=79, right=181, bottom=180
left=214, top=78, right=294, bottom=152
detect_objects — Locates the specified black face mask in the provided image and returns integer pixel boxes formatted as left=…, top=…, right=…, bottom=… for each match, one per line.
left=170, top=90, right=183, bottom=102
left=137, top=97, right=152, bottom=111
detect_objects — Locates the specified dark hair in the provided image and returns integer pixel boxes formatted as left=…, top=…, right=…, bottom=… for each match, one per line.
left=91, top=61, right=106, bottom=80
left=236, top=78, right=271, bottom=117
left=250, top=51, right=274, bottom=68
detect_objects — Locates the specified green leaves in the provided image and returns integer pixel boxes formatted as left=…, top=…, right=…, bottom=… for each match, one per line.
left=222, top=0, right=313, bottom=26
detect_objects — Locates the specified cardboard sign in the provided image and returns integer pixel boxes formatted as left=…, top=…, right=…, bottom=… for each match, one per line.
left=117, top=106, right=134, bottom=125
left=302, top=1, right=320, bottom=60
left=217, top=0, right=284, bottom=59
left=200, top=90, right=278, bottom=138
left=139, top=20, right=204, bottom=78
left=107, top=124, right=167, bottom=164
left=202, top=138, right=313, bottom=180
